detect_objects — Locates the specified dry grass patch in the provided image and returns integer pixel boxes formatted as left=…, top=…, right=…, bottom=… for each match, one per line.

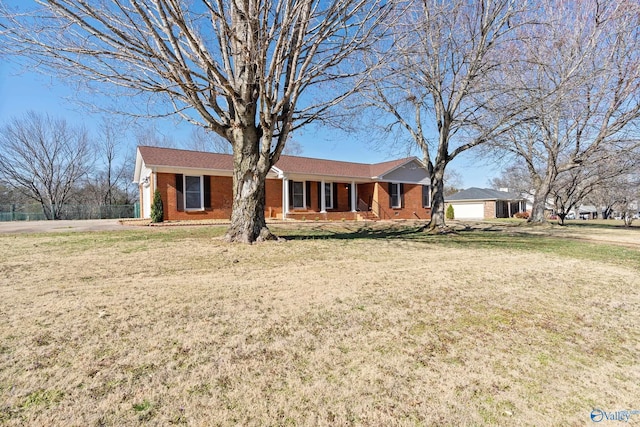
left=1, top=225, right=639, bottom=426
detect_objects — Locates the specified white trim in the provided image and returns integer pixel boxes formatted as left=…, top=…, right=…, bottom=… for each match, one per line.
left=292, top=181, right=306, bottom=209
left=351, top=181, right=357, bottom=212
left=271, top=166, right=285, bottom=178
left=422, top=185, right=431, bottom=208
left=324, top=182, right=333, bottom=210
left=142, top=183, right=151, bottom=219
left=282, top=178, right=289, bottom=218
left=184, top=175, right=205, bottom=211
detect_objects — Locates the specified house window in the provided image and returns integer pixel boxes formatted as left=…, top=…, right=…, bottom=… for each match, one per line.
left=324, top=182, right=333, bottom=209
left=184, top=175, right=203, bottom=210
left=292, top=181, right=305, bottom=208
left=422, top=185, right=431, bottom=208
left=390, top=182, right=401, bottom=208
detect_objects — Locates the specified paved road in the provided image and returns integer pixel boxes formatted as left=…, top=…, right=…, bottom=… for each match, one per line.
left=0, top=219, right=126, bottom=234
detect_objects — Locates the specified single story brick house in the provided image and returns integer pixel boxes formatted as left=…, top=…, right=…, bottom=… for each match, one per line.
left=445, top=187, right=527, bottom=220
left=133, top=146, right=432, bottom=221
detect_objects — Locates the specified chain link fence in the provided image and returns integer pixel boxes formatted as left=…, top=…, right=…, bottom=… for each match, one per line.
left=0, top=204, right=139, bottom=221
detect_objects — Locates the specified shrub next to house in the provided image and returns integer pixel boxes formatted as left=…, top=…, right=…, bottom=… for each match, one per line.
left=151, top=189, right=163, bottom=223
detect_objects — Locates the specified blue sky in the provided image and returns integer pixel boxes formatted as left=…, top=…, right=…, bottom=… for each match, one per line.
left=0, top=61, right=497, bottom=188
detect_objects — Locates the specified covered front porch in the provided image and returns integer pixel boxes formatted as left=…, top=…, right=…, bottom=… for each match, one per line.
left=281, top=178, right=376, bottom=220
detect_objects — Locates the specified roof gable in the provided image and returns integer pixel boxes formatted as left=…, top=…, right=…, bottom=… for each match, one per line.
left=375, top=158, right=430, bottom=184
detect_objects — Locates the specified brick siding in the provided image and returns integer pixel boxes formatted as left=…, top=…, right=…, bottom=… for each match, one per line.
left=155, top=172, right=429, bottom=221
left=484, top=201, right=496, bottom=219
left=157, top=172, right=283, bottom=221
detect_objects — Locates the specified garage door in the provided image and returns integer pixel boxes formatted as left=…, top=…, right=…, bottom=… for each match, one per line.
left=450, top=202, right=484, bottom=219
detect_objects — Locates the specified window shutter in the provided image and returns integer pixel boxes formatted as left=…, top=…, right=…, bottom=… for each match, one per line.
left=288, top=180, right=293, bottom=208
left=347, top=184, right=352, bottom=211
left=317, top=182, right=321, bottom=210
left=203, top=175, right=211, bottom=208
left=176, top=174, right=184, bottom=211
left=332, top=183, right=338, bottom=210
left=305, top=181, right=311, bottom=208
left=388, top=182, right=393, bottom=208
left=400, top=183, right=405, bottom=208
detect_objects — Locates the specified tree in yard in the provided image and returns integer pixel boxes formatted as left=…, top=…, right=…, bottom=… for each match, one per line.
left=550, top=149, right=639, bottom=225
left=489, top=163, right=533, bottom=199
left=92, top=119, right=135, bottom=205
left=0, top=112, right=92, bottom=220
left=603, top=173, right=640, bottom=227
left=491, top=0, right=640, bottom=224
left=360, top=0, right=529, bottom=229
left=1, top=0, right=384, bottom=242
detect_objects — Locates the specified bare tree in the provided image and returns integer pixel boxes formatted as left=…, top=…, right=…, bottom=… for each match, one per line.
left=93, top=119, right=133, bottom=205
left=360, top=0, right=529, bottom=229
left=1, top=0, right=384, bottom=242
left=489, top=163, right=533, bottom=197
left=133, top=125, right=179, bottom=149
left=281, top=138, right=304, bottom=156
left=550, top=149, right=638, bottom=225
left=72, top=119, right=138, bottom=208
left=443, top=168, right=463, bottom=196
left=0, top=112, right=92, bottom=220
left=492, top=0, right=640, bottom=223
left=606, top=174, right=640, bottom=227
left=186, top=126, right=231, bottom=154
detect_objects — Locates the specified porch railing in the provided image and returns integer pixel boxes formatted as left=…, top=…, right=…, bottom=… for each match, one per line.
left=357, top=198, right=369, bottom=212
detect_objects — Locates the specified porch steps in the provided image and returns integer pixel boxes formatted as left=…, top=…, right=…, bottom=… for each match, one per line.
left=357, top=211, right=379, bottom=221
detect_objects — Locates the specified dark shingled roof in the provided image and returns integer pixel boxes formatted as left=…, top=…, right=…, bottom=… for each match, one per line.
left=138, top=146, right=233, bottom=171
left=137, top=146, right=417, bottom=179
left=445, top=187, right=523, bottom=201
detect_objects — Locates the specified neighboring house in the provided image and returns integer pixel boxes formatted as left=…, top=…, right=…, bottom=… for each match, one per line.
left=445, top=187, right=527, bottom=220
left=133, top=146, right=432, bottom=221
left=576, top=205, right=599, bottom=220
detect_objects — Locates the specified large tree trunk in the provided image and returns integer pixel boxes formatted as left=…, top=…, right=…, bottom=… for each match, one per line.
left=428, top=162, right=447, bottom=229
left=528, top=179, right=552, bottom=223
left=224, top=131, right=279, bottom=243
left=225, top=166, right=272, bottom=243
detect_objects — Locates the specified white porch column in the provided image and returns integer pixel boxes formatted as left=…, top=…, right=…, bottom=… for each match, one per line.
left=351, top=181, right=357, bottom=212
left=282, top=178, right=289, bottom=219
left=320, top=179, right=326, bottom=213
left=508, top=201, right=512, bottom=218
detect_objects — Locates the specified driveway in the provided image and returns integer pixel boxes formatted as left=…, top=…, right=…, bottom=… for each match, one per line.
left=0, top=219, right=126, bottom=234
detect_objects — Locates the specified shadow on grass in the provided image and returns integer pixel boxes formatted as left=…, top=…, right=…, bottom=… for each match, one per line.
left=561, top=220, right=640, bottom=231
left=273, top=222, right=544, bottom=242
left=277, top=222, right=537, bottom=245
left=278, top=224, right=426, bottom=241
left=273, top=222, right=640, bottom=269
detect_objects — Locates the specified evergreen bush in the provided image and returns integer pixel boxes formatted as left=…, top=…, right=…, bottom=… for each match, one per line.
left=150, top=189, right=163, bottom=223
left=446, top=204, right=454, bottom=220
